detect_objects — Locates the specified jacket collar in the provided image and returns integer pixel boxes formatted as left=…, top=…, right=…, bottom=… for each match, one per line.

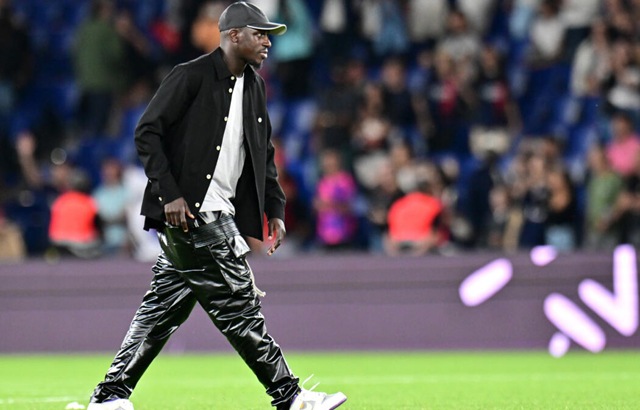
left=210, top=47, right=256, bottom=83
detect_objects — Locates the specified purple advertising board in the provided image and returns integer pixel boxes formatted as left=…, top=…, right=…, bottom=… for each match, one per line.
left=1, top=246, right=638, bottom=355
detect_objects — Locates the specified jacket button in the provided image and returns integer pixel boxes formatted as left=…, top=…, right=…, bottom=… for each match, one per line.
left=231, top=76, right=235, bottom=80
left=224, top=116, right=228, bottom=122
left=258, top=117, right=262, bottom=123
left=216, top=146, right=221, bottom=151
left=228, top=88, right=233, bottom=93
left=206, top=174, right=212, bottom=180
left=158, top=197, right=162, bottom=201
left=195, top=202, right=200, bottom=208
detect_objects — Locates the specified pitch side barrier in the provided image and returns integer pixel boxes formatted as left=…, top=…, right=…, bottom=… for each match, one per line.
left=1, top=246, right=638, bottom=355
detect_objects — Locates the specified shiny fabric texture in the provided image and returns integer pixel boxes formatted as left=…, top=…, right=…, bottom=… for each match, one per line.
left=91, top=221, right=299, bottom=407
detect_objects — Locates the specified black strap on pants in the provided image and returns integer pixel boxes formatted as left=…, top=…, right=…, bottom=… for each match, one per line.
left=90, top=218, right=299, bottom=407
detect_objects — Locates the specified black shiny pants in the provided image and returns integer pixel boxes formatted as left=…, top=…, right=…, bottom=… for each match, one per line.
left=90, top=224, right=300, bottom=407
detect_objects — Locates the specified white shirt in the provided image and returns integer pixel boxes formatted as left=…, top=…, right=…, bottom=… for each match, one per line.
left=561, top=0, right=599, bottom=29
left=200, top=74, right=246, bottom=218
left=531, top=16, right=565, bottom=59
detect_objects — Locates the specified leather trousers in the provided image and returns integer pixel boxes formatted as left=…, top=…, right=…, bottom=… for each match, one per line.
left=90, top=220, right=300, bottom=407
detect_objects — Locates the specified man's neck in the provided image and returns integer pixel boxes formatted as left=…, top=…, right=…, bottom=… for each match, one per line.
left=220, top=47, right=246, bottom=78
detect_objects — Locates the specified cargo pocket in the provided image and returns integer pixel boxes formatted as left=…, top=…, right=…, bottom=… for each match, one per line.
left=207, top=235, right=253, bottom=295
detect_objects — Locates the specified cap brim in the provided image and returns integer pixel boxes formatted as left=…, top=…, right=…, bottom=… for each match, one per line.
left=246, top=23, right=287, bottom=35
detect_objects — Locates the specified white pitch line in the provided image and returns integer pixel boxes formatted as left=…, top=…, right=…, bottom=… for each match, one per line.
left=0, top=396, right=81, bottom=405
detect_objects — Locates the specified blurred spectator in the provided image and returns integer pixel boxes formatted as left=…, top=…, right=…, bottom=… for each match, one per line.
left=122, top=164, right=161, bottom=262
left=191, top=2, right=226, bottom=54
left=49, top=169, right=101, bottom=258
left=115, top=9, right=154, bottom=98
left=319, top=0, right=352, bottom=63
left=358, top=0, right=409, bottom=57
left=315, top=61, right=364, bottom=152
left=559, top=0, right=600, bottom=62
left=390, top=141, right=417, bottom=194
left=406, top=0, right=448, bottom=48
left=313, top=149, right=358, bottom=250
left=93, top=158, right=128, bottom=253
left=467, top=151, right=502, bottom=246
left=437, top=9, right=481, bottom=64
left=606, top=0, right=634, bottom=41
left=472, top=45, right=521, bottom=131
left=540, top=136, right=564, bottom=170
left=603, top=40, right=640, bottom=116
left=73, top=0, right=123, bottom=137
left=366, top=161, right=403, bottom=252
left=571, top=20, right=612, bottom=97
left=616, top=151, right=640, bottom=246
left=14, top=131, right=43, bottom=190
left=380, top=57, right=416, bottom=127
left=510, top=0, right=542, bottom=40
left=0, top=0, right=32, bottom=116
left=272, top=0, right=315, bottom=98
left=0, top=208, right=26, bottom=262
left=528, top=0, right=565, bottom=66
left=415, top=50, right=472, bottom=152
left=352, top=83, right=392, bottom=190
left=457, top=0, right=498, bottom=35
left=606, top=113, right=640, bottom=177
left=519, top=154, right=550, bottom=248
left=585, top=144, right=624, bottom=250
left=545, top=169, right=577, bottom=251
left=385, top=177, right=444, bottom=256
left=485, top=185, right=513, bottom=250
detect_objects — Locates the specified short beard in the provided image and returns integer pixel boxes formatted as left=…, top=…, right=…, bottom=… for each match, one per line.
left=249, top=60, right=264, bottom=70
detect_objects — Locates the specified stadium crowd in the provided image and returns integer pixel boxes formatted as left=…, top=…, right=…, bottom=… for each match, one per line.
left=1, top=0, right=640, bottom=260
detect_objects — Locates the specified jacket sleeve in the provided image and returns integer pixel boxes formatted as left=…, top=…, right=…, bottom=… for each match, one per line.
left=264, top=112, right=286, bottom=222
left=134, top=64, right=192, bottom=205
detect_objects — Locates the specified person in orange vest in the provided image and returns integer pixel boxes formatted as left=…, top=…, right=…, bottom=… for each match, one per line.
left=49, top=169, right=102, bottom=258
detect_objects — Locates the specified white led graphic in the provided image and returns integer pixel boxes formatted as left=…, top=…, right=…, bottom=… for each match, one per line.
left=530, top=245, right=558, bottom=266
left=548, top=332, right=571, bottom=358
left=460, top=245, right=639, bottom=357
left=578, top=244, right=639, bottom=337
left=459, top=258, right=513, bottom=307
left=544, top=293, right=606, bottom=353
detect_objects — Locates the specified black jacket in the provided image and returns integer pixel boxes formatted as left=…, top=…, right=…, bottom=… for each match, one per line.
left=134, top=48, right=285, bottom=240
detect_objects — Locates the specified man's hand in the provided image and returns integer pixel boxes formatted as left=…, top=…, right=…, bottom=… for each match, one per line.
left=267, top=218, right=286, bottom=256
left=164, top=197, right=194, bottom=232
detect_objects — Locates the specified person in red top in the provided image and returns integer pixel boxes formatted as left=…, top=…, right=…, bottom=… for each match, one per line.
left=49, top=169, right=101, bottom=258
left=385, top=179, right=443, bottom=256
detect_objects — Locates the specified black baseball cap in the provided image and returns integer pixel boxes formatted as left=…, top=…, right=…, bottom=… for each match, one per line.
left=218, top=1, right=287, bottom=35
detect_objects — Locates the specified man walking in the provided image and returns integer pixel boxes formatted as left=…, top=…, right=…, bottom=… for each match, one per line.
left=88, top=3, right=346, bottom=410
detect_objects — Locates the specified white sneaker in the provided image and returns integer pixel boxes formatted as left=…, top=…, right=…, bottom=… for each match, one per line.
left=288, top=375, right=347, bottom=410
left=87, top=399, right=134, bottom=410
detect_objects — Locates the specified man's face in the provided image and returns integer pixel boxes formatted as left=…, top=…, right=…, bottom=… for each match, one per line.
left=235, top=28, right=271, bottom=69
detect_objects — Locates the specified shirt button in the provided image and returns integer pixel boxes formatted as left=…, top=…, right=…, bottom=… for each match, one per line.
left=206, top=174, right=212, bottom=180
left=158, top=197, right=162, bottom=201
left=231, top=76, right=235, bottom=80
left=195, top=202, right=200, bottom=208
left=216, top=146, right=221, bottom=151
left=224, top=116, right=228, bottom=122
left=258, top=117, right=262, bottom=123
left=228, top=88, right=233, bottom=93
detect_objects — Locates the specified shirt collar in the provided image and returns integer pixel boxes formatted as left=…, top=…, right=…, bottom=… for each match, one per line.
left=210, top=47, right=255, bottom=83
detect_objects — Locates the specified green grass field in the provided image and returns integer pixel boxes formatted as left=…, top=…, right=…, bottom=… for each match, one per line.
left=1, top=351, right=639, bottom=410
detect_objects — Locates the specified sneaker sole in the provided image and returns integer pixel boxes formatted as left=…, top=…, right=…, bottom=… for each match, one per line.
left=329, top=395, right=347, bottom=410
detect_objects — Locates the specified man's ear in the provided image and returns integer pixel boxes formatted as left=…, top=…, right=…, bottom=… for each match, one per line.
left=229, top=28, right=239, bottom=43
